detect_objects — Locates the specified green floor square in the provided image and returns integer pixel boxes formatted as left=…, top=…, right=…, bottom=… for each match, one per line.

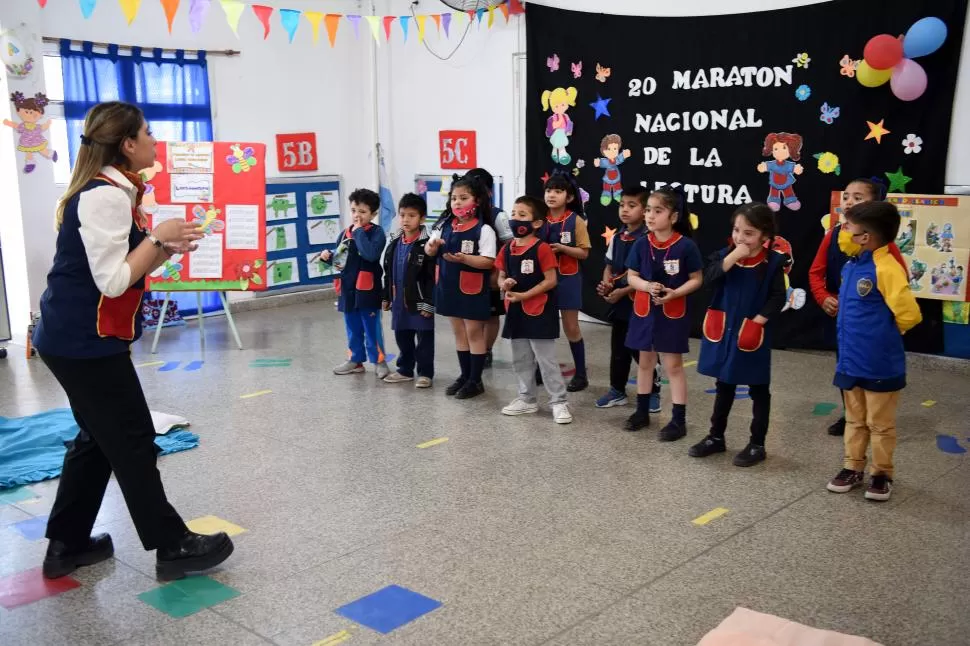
left=0, top=487, right=37, bottom=505
left=138, top=576, right=240, bottom=618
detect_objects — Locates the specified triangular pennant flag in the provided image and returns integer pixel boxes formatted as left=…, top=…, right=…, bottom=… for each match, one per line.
left=118, top=0, right=141, bottom=24
left=279, top=8, right=300, bottom=43
left=382, top=15, right=395, bottom=41
left=487, top=5, right=495, bottom=27
left=453, top=11, right=464, bottom=29
left=251, top=4, right=273, bottom=39
left=346, top=14, right=361, bottom=39
left=304, top=11, right=323, bottom=43
left=79, top=0, right=97, bottom=18
left=441, top=12, right=452, bottom=37
left=509, top=0, right=525, bottom=15
left=220, top=0, right=244, bottom=35
left=161, top=0, right=180, bottom=33
left=324, top=13, right=340, bottom=47
left=466, top=9, right=475, bottom=24
left=475, top=8, right=485, bottom=24
left=498, top=2, right=509, bottom=21
left=432, top=13, right=441, bottom=33
left=364, top=15, right=381, bottom=44
left=399, top=16, right=409, bottom=42
left=416, top=15, right=427, bottom=42
left=189, top=0, right=211, bottom=33
left=37, top=0, right=48, bottom=8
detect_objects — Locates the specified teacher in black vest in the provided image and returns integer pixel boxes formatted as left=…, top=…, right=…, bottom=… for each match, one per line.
left=32, top=101, right=234, bottom=581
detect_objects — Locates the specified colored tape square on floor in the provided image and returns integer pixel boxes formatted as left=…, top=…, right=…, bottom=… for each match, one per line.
left=335, top=584, right=442, bottom=634
left=11, top=515, right=49, bottom=541
left=138, top=576, right=240, bottom=618
left=186, top=515, right=247, bottom=537
left=0, top=567, right=80, bottom=609
left=0, top=486, right=38, bottom=505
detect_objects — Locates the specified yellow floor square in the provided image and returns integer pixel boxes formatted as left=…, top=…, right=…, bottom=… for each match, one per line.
left=186, top=515, right=247, bottom=537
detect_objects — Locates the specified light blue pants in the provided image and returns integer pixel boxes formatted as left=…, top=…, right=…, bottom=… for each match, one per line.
left=344, top=309, right=386, bottom=364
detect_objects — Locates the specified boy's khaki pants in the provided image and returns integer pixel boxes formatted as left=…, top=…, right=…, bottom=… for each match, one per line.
left=843, top=387, right=899, bottom=478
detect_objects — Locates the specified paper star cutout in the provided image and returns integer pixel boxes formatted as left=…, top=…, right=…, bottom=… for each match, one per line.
left=865, top=119, right=891, bottom=144
left=601, top=225, right=617, bottom=246
left=589, top=94, right=612, bottom=120
left=540, top=172, right=550, bottom=184
left=885, top=167, right=912, bottom=193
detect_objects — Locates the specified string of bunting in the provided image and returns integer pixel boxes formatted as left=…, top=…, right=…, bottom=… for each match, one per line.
left=42, top=0, right=525, bottom=41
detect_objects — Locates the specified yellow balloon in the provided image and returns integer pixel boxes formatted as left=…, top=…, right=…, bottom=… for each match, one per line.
left=857, top=61, right=892, bottom=88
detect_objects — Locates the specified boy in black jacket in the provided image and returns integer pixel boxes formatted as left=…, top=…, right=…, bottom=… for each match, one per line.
left=381, top=194, right=436, bottom=387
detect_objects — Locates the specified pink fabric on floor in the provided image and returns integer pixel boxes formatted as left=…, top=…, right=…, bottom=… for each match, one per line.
left=697, top=607, right=884, bottom=646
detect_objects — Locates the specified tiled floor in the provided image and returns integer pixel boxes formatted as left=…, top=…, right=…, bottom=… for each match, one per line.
left=1, top=300, right=968, bottom=646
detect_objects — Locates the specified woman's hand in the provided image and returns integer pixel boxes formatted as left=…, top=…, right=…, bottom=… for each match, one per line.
left=153, top=219, right=204, bottom=245
left=162, top=240, right=198, bottom=255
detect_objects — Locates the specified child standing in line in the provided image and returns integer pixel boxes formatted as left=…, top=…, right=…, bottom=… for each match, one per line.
left=691, top=204, right=788, bottom=467
left=322, top=188, right=389, bottom=378
left=808, top=178, right=906, bottom=436
left=624, top=187, right=703, bottom=438
left=595, top=183, right=662, bottom=411
left=496, top=196, right=573, bottom=424
left=425, top=174, right=497, bottom=399
left=381, top=193, right=435, bottom=388
left=826, top=201, right=921, bottom=501
left=542, top=171, right=591, bottom=392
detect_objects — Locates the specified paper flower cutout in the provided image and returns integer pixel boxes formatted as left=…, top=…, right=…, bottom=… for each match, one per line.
left=902, top=134, right=923, bottom=154
left=576, top=159, right=585, bottom=168
left=819, top=102, right=840, bottom=124
left=795, top=85, right=811, bottom=101
left=579, top=186, right=590, bottom=205
left=814, top=152, right=841, bottom=175
left=839, top=55, right=859, bottom=78
left=792, top=52, right=811, bottom=68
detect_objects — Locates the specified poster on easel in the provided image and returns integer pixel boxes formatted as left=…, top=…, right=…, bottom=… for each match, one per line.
left=829, top=191, right=969, bottom=302
left=145, top=142, right=267, bottom=292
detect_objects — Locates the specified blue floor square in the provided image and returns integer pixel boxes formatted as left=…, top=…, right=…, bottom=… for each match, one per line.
left=335, top=584, right=442, bottom=634
left=12, top=515, right=49, bottom=541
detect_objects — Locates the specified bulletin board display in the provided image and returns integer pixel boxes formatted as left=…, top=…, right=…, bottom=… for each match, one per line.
left=145, top=142, right=268, bottom=292
left=415, top=174, right=504, bottom=223
left=828, top=191, right=969, bottom=302
left=263, top=175, right=342, bottom=290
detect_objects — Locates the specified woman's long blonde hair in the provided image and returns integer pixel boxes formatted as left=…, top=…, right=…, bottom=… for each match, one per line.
left=56, top=101, right=144, bottom=230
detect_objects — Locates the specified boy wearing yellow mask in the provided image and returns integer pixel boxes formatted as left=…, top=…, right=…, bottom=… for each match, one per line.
left=825, top=201, right=921, bottom=502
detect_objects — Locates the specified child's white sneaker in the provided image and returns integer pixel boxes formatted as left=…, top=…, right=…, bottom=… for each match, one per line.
left=502, top=398, right=539, bottom=416
left=333, top=360, right=364, bottom=375
left=375, top=362, right=390, bottom=379
left=552, top=403, right=573, bottom=424
left=383, top=371, right=413, bottom=383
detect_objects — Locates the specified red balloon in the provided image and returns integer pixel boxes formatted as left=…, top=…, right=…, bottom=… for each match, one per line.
left=864, top=34, right=904, bottom=70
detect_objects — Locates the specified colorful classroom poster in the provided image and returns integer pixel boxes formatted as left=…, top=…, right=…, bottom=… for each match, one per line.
left=307, top=218, right=341, bottom=246
left=306, top=189, right=341, bottom=218
left=145, top=142, right=267, bottom=292
left=267, top=256, right=300, bottom=288
left=266, top=223, right=298, bottom=251
left=266, top=192, right=298, bottom=221
left=888, top=195, right=969, bottom=301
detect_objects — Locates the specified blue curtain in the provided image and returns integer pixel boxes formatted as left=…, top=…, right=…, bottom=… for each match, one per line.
left=60, top=40, right=220, bottom=315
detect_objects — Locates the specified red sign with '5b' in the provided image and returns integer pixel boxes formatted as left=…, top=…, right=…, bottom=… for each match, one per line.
left=276, top=132, right=318, bottom=172
left=439, top=130, right=477, bottom=170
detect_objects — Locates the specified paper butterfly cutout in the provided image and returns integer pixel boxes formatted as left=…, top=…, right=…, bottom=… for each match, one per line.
left=595, top=63, right=611, bottom=82
left=819, top=102, right=840, bottom=124
left=839, top=55, right=859, bottom=78
left=547, top=53, right=560, bottom=72
left=571, top=61, right=582, bottom=79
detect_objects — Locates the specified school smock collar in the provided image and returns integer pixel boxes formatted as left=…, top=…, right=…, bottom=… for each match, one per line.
left=509, top=237, right=540, bottom=255
left=547, top=210, right=572, bottom=224
left=401, top=230, right=422, bottom=244
left=736, top=248, right=769, bottom=267
left=649, top=231, right=682, bottom=249
left=451, top=216, right=479, bottom=232
left=100, top=165, right=138, bottom=205
left=621, top=226, right=646, bottom=241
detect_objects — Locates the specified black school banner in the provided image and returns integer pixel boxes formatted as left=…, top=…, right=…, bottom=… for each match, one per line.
left=526, top=0, right=967, bottom=351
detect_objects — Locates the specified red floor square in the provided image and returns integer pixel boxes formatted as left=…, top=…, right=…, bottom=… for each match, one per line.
left=0, top=567, right=81, bottom=609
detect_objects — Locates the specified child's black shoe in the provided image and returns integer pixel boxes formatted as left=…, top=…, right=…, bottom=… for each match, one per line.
left=827, top=417, right=846, bottom=436
left=567, top=374, right=589, bottom=392
left=455, top=381, right=485, bottom=400
left=688, top=435, right=726, bottom=457
left=445, top=377, right=467, bottom=396
left=623, top=410, right=650, bottom=432
left=658, top=420, right=687, bottom=442
left=733, top=443, right=766, bottom=467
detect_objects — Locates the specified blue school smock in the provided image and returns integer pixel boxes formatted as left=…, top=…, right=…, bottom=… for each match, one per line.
left=542, top=211, right=583, bottom=311
left=498, top=239, right=560, bottom=340
left=334, top=224, right=385, bottom=313
left=434, top=216, right=492, bottom=321
left=698, top=248, right=785, bottom=386
left=605, top=226, right=646, bottom=323
left=624, top=232, right=702, bottom=353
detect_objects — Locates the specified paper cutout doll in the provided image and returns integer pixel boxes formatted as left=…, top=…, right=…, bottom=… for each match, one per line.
left=895, top=219, right=916, bottom=255
left=770, top=236, right=806, bottom=311
left=138, top=161, right=164, bottom=214
left=925, top=222, right=940, bottom=249
left=909, top=259, right=926, bottom=291
left=757, top=132, right=803, bottom=212
left=941, top=223, right=954, bottom=253
left=541, top=86, right=577, bottom=166
left=592, top=134, right=630, bottom=206
left=3, top=92, right=57, bottom=174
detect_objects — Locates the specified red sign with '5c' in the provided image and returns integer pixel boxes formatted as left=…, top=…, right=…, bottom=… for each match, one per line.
left=276, top=132, right=318, bottom=172
left=439, top=130, right=477, bottom=170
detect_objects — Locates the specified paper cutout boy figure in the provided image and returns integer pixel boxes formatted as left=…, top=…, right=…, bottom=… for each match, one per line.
left=3, top=92, right=57, bottom=173
left=757, top=132, right=803, bottom=212
left=593, top=134, right=631, bottom=206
